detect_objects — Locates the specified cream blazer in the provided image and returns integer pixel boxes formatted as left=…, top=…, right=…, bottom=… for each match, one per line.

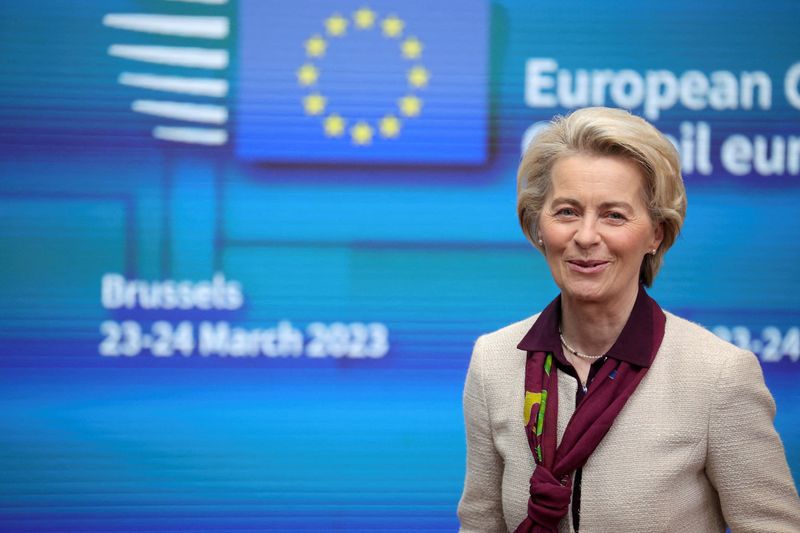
left=458, top=311, right=800, bottom=532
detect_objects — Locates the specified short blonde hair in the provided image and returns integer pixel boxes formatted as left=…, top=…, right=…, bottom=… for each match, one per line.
left=517, top=107, right=686, bottom=286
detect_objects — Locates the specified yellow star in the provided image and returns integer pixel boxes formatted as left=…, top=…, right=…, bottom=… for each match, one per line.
left=381, top=15, right=404, bottom=38
left=324, top=114, right=346, bottom=137
left=398, top=95, right=422, bottom=117
left=325, top=13, right=348, bottom=37
left=350, top=121, right=374, bottom=145
left=379, top=115, right=401, bottom=138
left=296, top=64, right=319, bottom=86
left=401, top=37, right=423, bottom=59
left=408, top=66, right=430, bottom=88
left=304, top=34, right=327, bottom=57
left=353, top=7, right=376, bottom=29
left=303, top=93, right=326, bottom=115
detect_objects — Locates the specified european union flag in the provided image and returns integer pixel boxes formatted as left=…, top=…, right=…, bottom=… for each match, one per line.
left=236, top=0, right=488, bottom=164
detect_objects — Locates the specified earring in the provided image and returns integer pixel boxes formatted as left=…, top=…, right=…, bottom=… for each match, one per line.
left=649, top=249, right=657, bottom=255
left=537, top=238, right=544, bottom=246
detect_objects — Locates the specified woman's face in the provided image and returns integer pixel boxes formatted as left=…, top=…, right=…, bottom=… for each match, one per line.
left=538, top=154, right=663, bottom=307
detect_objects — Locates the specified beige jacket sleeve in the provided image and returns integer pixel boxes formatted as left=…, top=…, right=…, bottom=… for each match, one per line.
left=458, top=336, right=507, bottom=532
left=706, top=349, right=800, bottom=532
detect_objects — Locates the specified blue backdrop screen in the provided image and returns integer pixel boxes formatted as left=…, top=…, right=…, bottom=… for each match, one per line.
left=0, top=1, right=798, bottom=531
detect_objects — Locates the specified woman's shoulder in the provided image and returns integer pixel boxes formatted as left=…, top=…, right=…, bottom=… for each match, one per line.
left=662, top=311, right=741, bottom=351
left=659, top=310, right=759, bottom=374
left=476, top=314, right=541, bottom=353
left=470, top=314, right=541, bottom=377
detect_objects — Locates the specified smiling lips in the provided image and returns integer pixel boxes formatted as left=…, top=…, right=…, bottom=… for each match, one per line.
left=567, top=259, right=610, bottom=274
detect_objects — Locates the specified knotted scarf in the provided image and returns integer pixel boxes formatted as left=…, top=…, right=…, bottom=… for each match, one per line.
left=514, top=302, right=665, bottom=532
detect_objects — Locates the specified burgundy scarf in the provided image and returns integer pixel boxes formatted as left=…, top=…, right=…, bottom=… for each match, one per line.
left=514, top=304, right=665, bottom=533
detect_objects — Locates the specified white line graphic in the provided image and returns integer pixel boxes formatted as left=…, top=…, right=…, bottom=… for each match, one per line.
left=119, top=72, right=228, bottom=97
left=103, top=14, right=229, bottom=39
left=132, top=100, right=228, bottom=124
left=153, top=126, right=228, bottom=145
left=109, top=45, right=228, bottom=69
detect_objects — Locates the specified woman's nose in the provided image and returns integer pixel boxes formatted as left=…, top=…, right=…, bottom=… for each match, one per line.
left=573, top=218, right=601, bottom=248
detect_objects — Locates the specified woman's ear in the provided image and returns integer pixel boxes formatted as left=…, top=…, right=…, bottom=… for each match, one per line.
left=652, top=222, right=664, bottom=251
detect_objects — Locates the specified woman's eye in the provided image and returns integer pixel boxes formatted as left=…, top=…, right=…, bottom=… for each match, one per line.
left=607, top=212, right=626, bottom=221
left=556, top=208, right=576, bottom=217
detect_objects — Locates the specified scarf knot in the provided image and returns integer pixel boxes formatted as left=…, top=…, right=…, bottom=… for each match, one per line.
left=515, top=465, right=572, bottom=532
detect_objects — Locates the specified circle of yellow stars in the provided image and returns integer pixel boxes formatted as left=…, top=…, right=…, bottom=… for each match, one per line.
left=296, top=7, right=430, bottom=146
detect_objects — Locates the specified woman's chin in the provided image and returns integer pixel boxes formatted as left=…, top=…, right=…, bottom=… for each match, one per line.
left=561, top=281, right=613, bottom=304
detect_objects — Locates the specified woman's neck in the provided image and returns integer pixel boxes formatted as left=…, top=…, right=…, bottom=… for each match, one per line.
left=559, top=285, right=639, bottom=357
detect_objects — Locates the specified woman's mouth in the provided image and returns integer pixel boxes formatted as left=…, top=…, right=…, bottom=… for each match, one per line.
left=567, top=259, right=609, bottom=274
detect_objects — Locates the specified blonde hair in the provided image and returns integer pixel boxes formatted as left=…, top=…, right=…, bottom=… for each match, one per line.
left=517, top=107, right=687, bottom=286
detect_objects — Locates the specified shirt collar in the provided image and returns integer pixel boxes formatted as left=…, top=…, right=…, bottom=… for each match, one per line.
left=516, top=285, right=662, bottom=368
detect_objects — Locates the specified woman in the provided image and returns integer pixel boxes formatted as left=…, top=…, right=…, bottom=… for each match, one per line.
left=458, top=107, right=800, bottom=532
